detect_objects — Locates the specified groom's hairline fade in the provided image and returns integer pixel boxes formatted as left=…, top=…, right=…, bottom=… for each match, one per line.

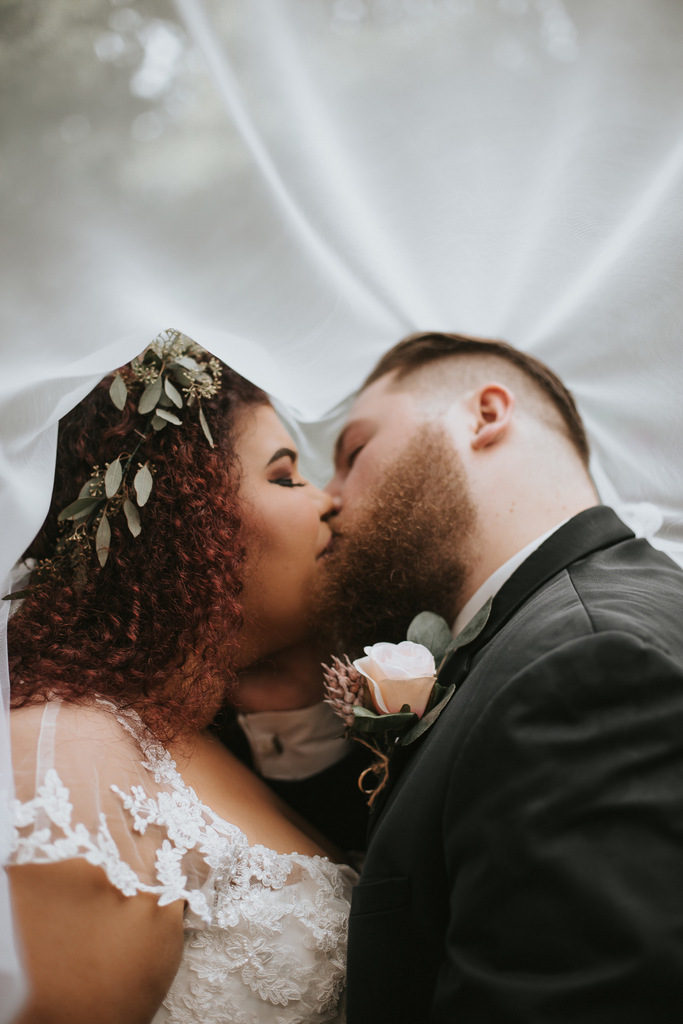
left=362, top=331, right=590, bottom=466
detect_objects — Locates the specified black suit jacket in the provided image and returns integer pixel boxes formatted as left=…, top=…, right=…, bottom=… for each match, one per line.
left=346, top=507, right=683, bottom=1023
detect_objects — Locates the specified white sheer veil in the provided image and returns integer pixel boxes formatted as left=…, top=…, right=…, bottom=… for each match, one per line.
left=2, top=1, right=683, bottom=1015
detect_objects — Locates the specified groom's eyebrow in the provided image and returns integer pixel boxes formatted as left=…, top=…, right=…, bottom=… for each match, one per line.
left=267, top=447, right=298, bottom=466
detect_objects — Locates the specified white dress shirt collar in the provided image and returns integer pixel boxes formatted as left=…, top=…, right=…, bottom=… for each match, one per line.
left=452, top=518, right=570, bottom=637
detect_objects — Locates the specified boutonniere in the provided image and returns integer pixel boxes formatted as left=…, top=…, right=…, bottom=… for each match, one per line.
left=323, top=598, right=493, bottom=807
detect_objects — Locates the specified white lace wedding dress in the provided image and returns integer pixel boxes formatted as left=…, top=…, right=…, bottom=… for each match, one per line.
left=7, top=699, right=354, bottom=1024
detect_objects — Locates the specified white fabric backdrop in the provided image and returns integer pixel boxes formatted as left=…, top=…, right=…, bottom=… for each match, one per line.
left=2, top=0, right=682, bottom=1016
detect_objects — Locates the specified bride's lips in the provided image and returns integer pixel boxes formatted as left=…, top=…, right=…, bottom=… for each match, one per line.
left=316, top=531, right=338, bottom=559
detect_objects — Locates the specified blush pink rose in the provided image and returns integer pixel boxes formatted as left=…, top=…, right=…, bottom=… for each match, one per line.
left=353, top=641, right=436, bottom=719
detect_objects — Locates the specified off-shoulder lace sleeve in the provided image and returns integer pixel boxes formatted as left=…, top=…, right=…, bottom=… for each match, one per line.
left=7, top=700, right=219, bottom=914
left=8, top=700, right=355, bottom=1024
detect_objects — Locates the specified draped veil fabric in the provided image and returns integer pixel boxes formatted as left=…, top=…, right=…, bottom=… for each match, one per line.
left=1, top=1, right=682, bottom=1016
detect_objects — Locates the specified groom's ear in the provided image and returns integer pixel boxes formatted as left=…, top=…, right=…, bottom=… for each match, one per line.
left=469, top=384, right=514, bottom=451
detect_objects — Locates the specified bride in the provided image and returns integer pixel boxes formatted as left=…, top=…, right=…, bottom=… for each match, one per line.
left=5, top=332, right=353, bottom=1024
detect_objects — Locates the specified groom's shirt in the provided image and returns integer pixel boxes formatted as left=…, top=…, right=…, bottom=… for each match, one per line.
left=452, top=519, right=569, bottom=636
left=236, top=702, right=349, bottom=780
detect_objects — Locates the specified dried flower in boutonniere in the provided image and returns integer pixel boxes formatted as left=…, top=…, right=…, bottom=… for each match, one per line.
left=323, top=598, right=494, bottom=808
left=323, top=639, right=446, bottom=807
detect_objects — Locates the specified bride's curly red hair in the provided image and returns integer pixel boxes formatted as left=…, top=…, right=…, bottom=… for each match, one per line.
left=8, top=360, right=269, bottom=742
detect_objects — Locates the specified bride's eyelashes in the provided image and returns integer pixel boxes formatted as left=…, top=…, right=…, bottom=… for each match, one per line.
left=271, top=477, right=305, bottom=488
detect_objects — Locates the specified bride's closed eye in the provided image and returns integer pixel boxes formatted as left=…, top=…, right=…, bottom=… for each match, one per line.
left=266, top=447, right=306, bottom=488
left=268, top=456, right=305, bottom=487
left=271, top=477, right=305, bottom=488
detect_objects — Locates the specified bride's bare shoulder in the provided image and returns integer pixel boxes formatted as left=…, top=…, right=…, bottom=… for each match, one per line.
left=11, top=696, right=129, bottom=735
left=171, top=730, right=337, bottom=859
left=10, top=698, right=144, bottom=779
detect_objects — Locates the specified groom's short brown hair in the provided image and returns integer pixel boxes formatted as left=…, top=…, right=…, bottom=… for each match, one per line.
left=363, top=331, right=590, bottom=465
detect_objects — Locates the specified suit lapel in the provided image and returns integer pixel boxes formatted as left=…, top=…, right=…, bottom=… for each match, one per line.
left=367, top=506, right=634, bottom=835
left=438, top=505, right=633, bottom=687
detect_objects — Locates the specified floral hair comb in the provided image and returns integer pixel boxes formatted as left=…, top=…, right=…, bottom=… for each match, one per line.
left=5, top=329, right=221, bottom=599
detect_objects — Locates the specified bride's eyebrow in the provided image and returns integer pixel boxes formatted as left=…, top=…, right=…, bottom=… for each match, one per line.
left=267, top=447, right=298, bottom=466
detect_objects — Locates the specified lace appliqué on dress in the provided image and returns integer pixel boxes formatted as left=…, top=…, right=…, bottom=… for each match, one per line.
left=11, top=767, right=145, bottom=896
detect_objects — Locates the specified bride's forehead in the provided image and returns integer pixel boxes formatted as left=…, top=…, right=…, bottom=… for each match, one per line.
left=237, top=403, right=296, bottom=453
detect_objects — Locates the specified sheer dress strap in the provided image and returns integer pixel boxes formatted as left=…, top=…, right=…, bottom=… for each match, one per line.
left=7, top=700, right=226, bottom=918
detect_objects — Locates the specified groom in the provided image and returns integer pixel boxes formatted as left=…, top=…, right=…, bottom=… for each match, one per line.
left=312, top=332, right=683, bottom=1023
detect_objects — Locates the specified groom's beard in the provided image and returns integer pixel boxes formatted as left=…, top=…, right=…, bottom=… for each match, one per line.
left=313, top=426, right=478, bottom=658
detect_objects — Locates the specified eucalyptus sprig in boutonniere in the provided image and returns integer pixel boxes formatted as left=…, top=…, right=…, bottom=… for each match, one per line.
left=322, top=598, right=493, bottom=807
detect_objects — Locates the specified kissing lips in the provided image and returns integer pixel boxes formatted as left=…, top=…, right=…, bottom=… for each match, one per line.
left=317, top=531, right=340, bottom=560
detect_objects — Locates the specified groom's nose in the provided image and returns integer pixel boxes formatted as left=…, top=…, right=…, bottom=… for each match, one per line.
left=321, top=491, right=342, bottom=521
left=324, top=471, right=343, bottom=504
left=313, top=487, right=340, bottom=521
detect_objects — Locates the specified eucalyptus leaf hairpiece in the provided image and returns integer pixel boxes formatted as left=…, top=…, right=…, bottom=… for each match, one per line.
left=4, top=329, right=221, bottom=599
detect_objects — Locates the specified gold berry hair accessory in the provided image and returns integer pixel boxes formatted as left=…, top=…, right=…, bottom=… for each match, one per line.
left=5, top=329, right=222, bottom=598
